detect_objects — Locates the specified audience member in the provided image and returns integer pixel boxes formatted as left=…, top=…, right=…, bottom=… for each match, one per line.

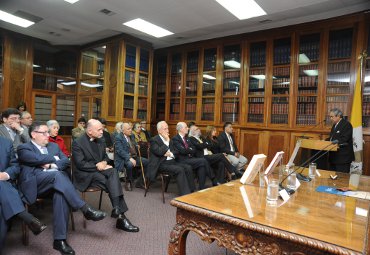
left=172, top=122, right=216, bottom=189
left=204, top=125, right=220, bottom=154
left=189, top=125, right=241, bottom=183
left=17, top=121, right=106, bottom=255
left=133, top=122, right=149, bottom=158
left=147, top=121, right=195, bottom=195
left=218, top=122, right=248, bottom=171
left=72, top=119, right=139, bottom=233
left=20, top=111, right=33, bottom=142
left=115, top=122, right=148, bottom=190
left=327, top=108, right=355, bottom=173
left=140, top=120, right=151, bottom=141
left=71, top=117, right=86, bottom=140
left=16, top=101, right=27, bottom=113
left=0, top=108, right=29, bottom=152
left=47, top=120, right=71, bottom=158
left=99, top=118, right=114, bottom=151
left=111, top=121, right=123, bottom=144
left=0, top=137, right=46, bottom=250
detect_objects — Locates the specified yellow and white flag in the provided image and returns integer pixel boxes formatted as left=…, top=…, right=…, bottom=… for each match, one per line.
left=349, top=55, right=364, bottom=174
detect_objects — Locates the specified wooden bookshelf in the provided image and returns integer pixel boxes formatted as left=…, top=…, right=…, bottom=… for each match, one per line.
left=169, top=53, right=182, bottom=120
left=363, top=28, right=370, bottom=128
left=184, top=50, right=199, bottom=121
left=155, top=55, right=167, bottom=121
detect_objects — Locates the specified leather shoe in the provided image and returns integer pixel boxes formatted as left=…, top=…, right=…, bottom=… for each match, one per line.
left=111, top=208, right=120, bottom=218
left=83, top=205, right=106, bottom=221
left=53, top=240, right=75, bottom=255
left=28, top=218, right=47, bottom=235
left=235, top=170, right=243, bottom=178
left=116, top=217, right=139, bottom=232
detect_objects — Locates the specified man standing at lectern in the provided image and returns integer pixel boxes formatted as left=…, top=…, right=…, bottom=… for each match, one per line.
left=327, top=108, right=354, bottom=173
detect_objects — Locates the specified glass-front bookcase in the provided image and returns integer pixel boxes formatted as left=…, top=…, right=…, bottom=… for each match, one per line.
left=170, top=53, right=182, bottom=120
left=184, top=50, right=199, bottom=120
left=201, top=48, right=217, bottom=121
left=155, top=55, right=167, bottom=121
left=222, top=44, right=241, bottom=123
left=363, top=28, right=370, bottom=128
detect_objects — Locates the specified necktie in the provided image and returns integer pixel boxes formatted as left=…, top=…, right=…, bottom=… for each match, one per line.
left=183, top=137, right=189, bottom=149
left=41, top=147, right=48, bottom=154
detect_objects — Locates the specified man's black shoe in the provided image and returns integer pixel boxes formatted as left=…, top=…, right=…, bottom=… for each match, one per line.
left=235, top=170, right=243, bottom=178
left=83, top=205, right=106, bottom=221
left=28, top=218, right=47, bottom=235
left=53, top=240, right=75, bottom=255
left=116, top=217, right=139, bottom=232
left=111, top=208, right=120, bottom=218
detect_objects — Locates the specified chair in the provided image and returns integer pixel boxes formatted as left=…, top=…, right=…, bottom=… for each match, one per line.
left=70, top=156, right=103, bottom=229
left=144, top=172, right=172, bottom=203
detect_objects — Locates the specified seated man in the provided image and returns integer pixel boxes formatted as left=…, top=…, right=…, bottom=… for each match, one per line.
left=147, top=121, right=195, bottom=196
left=132, top=122, right=149, bottom=158
left=172, top=122, right=216, bottom=190
left=72, top=119, right=139, bottom=232
left=0, top=137, right=46, bottom=251
left=218, top=122, right=248, bottom=171
left=188, top=125, right=241, bottom=183
left=115, top=122, right=148, bottom=190
left=17, top=121, right=106, bottom=255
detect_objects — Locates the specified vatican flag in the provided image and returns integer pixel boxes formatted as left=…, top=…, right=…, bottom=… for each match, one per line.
left=349, top=56, right=364, bottom=174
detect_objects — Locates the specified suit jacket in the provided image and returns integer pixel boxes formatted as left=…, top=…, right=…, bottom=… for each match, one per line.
left=204, top=136, right=220, bottom=154
left=217, top=132, right=239, bottom=155
left=17, top=141, right=70, bottom=204
left=171, top=134, right=196, bottom=161
left=0, top=137, right=20, bottom=181
left=147, top=135, right=175, bottom=181
left=114, top=133, right=137, bottom=172
left=0, top=124, right=29, bottom=152
left=328, top=118, right=355, bottom=165
left=72, top=134, right=109, bottom=191
left=188, top=136, right=211, bottom=158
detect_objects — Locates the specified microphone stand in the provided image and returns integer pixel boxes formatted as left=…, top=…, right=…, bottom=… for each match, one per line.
left=279, top=142, right=338, bottom=194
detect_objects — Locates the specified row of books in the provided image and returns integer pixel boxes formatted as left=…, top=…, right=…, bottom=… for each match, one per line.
left=222, top=113, right=239, bottom=123
left=249, top=79, right=265, bottom=89
left=186, top=80, right=197, bottom=91
left=170, top=103, right=180, bottom=113
left=296, top=115, right=317, bottom=125
left=271, top=115, right=288, bottom=124
left=138, top=87, right=148, bottom=96
left=273, top=45, right=291, bottom=65
left=327, top=62, right=351, bottom=73
left=248, top=103, right=264, bottom=114
left=328, top=38, right=352, bottom=60
left=326, top=95, right=349, bottom=102
left=125, top=55, right=136, bottom=69
left=185, top=113, right=196, bottom=121
left=138, top=98, right=147, bottom=109
left=156, top=113, right=165, bottom=120
left=223, top=102, right=239, bottom=113
left=298, top=89, right=317, bottom=94
left=124, top=83, right=135, bottom=94
left=137, top=110, right=147, bottom=120
left=123, top=97, right=134, bottom=109
left=202, top=103, right=214, bottom=113
left=125, top=71, right=135, bottom=83
left=363, top=95, right=370, bottom=102
left=224, top=70, right=240, bottom=78
left=273, top=66, right=290, bottom=76
left=298, top=76, right=318, bottom=87
left=203, top=50, right=217, bottom=71
left=248, top=91, right=265, bottom=95
left=271, top=103, right=289, bottom=114
left=297, top=103, right=316, bottom=114
left=326, top=86, right=349, bottom=94
left=186, top=56, right=199, bottom=73
left=171, top=56, right=182, bottom=74
left=201, top=113, right=214, bottom=121
left=299, top=64, right=318, bottom=72
left=123, top=109, right=133, bottom=118
left=272, top=78, right=290, bottom=87
left=249, top=48, right=266, bottom=67
left=139, top=57, right=149, bottom=73
left=272, top=89, right=289, bottom=95
left=248, top=114, right=264, bottom=123
left=362, top=103, right=370, bottom=115
left=139, top=75, right=148, bottom=86
left=272, top=97, right=289, bottom=103
left=326, top=102, right=348, bottom=116
left=202, top=82, right=216, bottom=92
left=248, top=97, right=264, bottom=103
left=157, top=57, right=167, bottom=75
left=299, top=43, right=320, bottom=62
left=223, top=80, right=240, bottom=90
left=297, top=96, right=316, bottom=103
left=170, top=113, right=180, bottom=119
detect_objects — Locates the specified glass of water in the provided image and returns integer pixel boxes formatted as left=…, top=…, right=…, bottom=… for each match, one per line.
left=267, top=179, right=279, bottom=202
left=308, top=162, right=316, bottom=179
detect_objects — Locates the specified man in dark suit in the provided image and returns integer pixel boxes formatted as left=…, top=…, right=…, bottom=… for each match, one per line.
left=72, top=119, right=139, bottom=233
left=172, top=122, right=216, bottom=190
left=327, top=108, right=354, bottom=173
left=218, top=122, right=248, bottom=171
left=188, top=125, right=241, bottom=183
left=147, top=121, right=195, bottom=195
left=17, top=121, right=106, bottom=255
left=0, top=137, right=46, bottom=251
left=114, top=122, right=148, bottom=190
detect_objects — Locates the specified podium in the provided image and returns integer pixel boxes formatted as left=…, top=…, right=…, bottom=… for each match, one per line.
left=288, top=139, right=338, bottom=169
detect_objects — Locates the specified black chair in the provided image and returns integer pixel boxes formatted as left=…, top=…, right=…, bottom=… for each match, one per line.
left=144, top=172, right=172, bottom=203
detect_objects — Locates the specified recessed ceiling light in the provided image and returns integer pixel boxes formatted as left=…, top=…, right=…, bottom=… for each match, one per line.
left=215, top=0, right=266, bottom=20
left=64, top=0, right=79, bottom=4
left=123, top=18, right=173, bottom=38
left=0, top=10, right=34, bottom=28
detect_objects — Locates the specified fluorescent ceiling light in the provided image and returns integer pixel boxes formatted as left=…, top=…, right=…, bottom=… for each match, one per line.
left=61, top=81, right=76, bottom=86
left=250, top=74, right=266, bottom=80
left=123, top=18, right=173, bottom=38
left=81, top=82, right=103, bottom=88
left=224, top=60, right=241, bottom=69
left=299, top=53, right=311, bottom=64
left=215, top=0, right=266, bottom=20
left=0, top=10, right=34, bottom=28
left=64, top=0, right=80, bottom=4
left=203, top=74, right=216, bottom=80
left=82, top=72, right=100, bottom=77
left=230, top=81, right=240, bottom=85
left=303, top=70, right=318, bottom=76
left=33, top=64, right=41, bottom=68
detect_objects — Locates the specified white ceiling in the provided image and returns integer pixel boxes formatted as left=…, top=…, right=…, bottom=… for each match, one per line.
left=0, top=0, right=369, bottom=49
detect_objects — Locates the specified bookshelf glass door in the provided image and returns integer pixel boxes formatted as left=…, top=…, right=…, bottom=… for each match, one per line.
left=363, top=29, right=370, bottom=128
left=201, top=48, right=217, bottom=121
left=248, top=41, right=266, bottom=123
left=185, top=50, right=199, bottom=121
left=296, top=33, right=320, bottom=126
left=271, top=38, right=291, bottom=125
left=155, top=55, right=167, bottom=121
left=170, top=53, right=182, bottom=120
left=325, top=28, right=353, bottom=123
left=222, top=45, right=241, bottom=122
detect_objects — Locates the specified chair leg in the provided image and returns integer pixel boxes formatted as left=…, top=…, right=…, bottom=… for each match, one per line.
left=144, top=181, right=150, bottom=197
left=160, top=175, right=165, bottom=204
left=164, top=176, right=171, bottom=192
left=82, top=192, right=87, bottom=229
left=98, top=190, right=103, bottom=210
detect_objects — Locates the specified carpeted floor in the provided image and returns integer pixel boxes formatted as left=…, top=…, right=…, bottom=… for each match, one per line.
left=4, top=180, right=236, bottom=255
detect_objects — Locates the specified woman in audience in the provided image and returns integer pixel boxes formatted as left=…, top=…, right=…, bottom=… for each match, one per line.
left=47, top=120, right=71, bottom=157
left=132, top=122, right=149, bottom=158
left=204, top=125, right=221, bottom=154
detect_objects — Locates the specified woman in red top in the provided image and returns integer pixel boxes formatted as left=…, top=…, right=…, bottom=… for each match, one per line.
left=47, top=120, right=71, bottom=157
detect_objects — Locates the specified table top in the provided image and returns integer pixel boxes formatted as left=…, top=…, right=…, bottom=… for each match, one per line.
left=171, top=170, right=370, bottom=253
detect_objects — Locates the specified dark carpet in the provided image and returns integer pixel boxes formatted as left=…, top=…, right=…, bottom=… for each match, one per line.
left=4, top=181, right=236, bottom=255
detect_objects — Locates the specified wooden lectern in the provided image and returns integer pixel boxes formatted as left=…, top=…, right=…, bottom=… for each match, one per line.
left=288, top=139, right=338, bottom=167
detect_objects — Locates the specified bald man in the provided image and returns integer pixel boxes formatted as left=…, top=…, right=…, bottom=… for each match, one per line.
left=72, top=119, right=139, bottom=233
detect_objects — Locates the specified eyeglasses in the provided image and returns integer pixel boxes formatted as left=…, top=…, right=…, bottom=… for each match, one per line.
left=8, top=117, right=20, bottom=121
left=33, top=131, right=50, bottom=136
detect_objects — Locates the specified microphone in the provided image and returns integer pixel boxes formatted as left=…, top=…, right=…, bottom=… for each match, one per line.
left=279, top=142, right=338, bottom=193
left=299, top=119, right=326, bottom=139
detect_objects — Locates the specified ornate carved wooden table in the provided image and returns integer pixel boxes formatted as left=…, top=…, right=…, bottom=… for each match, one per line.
left=169, top=171, right=370, bottom=255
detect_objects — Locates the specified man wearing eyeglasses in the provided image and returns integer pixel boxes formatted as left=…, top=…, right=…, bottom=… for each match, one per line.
left=0, top=108, right=30, bottom=152
left=17, top=121, right=107, bottom=255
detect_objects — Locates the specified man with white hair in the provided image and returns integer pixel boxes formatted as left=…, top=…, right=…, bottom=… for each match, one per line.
left=146, top=121, right=195, bottom=195
left=172, top=122, right=216, bottom=189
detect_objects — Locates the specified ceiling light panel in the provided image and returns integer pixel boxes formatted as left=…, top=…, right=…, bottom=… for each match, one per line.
left=123, top=18, right=173, bottom=38
left=215, top=0, right=266, bottom=20
left=0, top=10, right=34, bottom=28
